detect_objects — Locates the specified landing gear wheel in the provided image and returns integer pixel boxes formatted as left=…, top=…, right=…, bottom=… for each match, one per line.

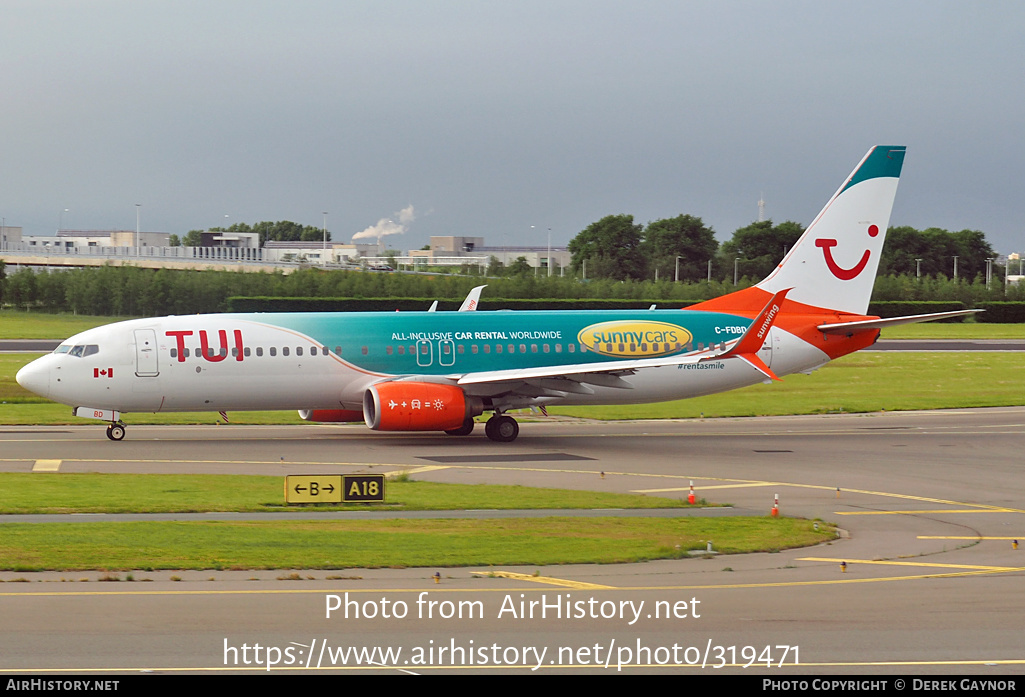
left=445, top=418, right=475, bottom=436
left=106, top=423, right=125, bottom=441
left=485, top=415, right=519, bottom=443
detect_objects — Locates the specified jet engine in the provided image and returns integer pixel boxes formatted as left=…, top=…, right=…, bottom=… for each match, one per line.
left=363, top=382, right=483, bottom=431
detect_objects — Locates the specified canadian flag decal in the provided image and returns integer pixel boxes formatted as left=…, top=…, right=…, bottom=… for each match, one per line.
left=93, top=368, right=114, bottom=378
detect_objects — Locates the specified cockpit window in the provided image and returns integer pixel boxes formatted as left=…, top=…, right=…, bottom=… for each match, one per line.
left=54, top=345, right=71, bottom=354
left=65, top=344, right=99, bottom=358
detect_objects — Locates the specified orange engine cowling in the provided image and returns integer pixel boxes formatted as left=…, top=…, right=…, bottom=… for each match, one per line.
left=363, top=382, right=482, bottom=431
left=298, top=409, right=365, bottom=422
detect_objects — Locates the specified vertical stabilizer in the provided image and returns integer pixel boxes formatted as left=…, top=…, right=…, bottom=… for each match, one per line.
left=756, top=146, right=905, bottom=315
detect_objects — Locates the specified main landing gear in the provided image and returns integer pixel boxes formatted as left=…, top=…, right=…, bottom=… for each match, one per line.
left=444, top=414, right=520, bottom=442
left=105, top=422, right=126, bottom=441
left=484, top=414, right=519, bottom=443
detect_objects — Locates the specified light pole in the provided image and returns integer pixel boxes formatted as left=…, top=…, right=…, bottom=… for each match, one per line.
left=675, top=256, right=683, bottom=282
left=135, top=204, right=141, bottom=251
left=953, top=256, right=958, bottom=279
left=323, top=212, right=328, bottom=265
left=986, top=257, right=995, bottom=289
left=547, top=227, right=552, bottom=277
left=734, top=258, right=740, bottom=286
left=915, top=258, right=923, bottom=278
left=58, top=208, right=68, bottom=234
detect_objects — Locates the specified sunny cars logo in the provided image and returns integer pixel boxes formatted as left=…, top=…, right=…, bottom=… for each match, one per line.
left=577, top=321, right=692, bottom=358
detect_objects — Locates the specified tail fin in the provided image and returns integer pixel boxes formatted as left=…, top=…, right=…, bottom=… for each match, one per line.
left=756, top=146, right=906, bottom=315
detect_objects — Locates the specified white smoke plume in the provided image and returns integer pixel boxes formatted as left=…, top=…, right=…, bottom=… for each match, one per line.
left=352, top=205, right=415, bottom=241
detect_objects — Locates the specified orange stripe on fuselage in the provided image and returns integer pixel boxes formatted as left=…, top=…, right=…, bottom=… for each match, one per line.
left=688, top=287, right=879, bottom=360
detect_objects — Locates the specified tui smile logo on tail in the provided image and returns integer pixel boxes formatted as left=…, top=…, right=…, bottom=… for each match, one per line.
left=814, top=224, right=879, bottom=280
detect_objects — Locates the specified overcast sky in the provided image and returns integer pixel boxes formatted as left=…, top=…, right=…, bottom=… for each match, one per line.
left=2, top=1, right=1023, bottom=254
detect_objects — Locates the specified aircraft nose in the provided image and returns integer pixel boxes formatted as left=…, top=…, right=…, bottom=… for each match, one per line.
left=16, top=358, right=51, bottom=399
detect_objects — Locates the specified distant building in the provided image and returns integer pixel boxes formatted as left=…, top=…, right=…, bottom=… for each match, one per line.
left=408, top=235, right=570, bottom=272
left=22, top=230, right=170, bottom=248
left=262, top=240, right=367, bottom=264
left=199, top=231, right=260, bottom=249
left=0, top=224, right=22, bottom=249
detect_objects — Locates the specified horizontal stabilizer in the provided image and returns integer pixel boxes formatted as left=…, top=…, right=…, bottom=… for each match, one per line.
left=817, top=309, right=982, bottom=335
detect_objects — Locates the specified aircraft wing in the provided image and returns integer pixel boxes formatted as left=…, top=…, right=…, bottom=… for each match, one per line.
left=453, top=288, right=790, bottom=396
left=456, top=350, right=713, bottom=388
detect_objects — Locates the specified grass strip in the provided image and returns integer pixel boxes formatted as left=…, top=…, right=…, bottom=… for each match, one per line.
left=0, top=311, right=129, bottom=340
left=554, top=352, right=1025, bottom=420
left=0, top=475, right=685, bottom=514
left=4, top=351, right=1024, bottom=424
left=0, top=517, right=832, bottom=571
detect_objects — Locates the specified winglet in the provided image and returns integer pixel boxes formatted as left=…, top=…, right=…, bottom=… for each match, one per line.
left=458, top=285, right=487, bottom=312
left=717, top=288, right=790, bottom=381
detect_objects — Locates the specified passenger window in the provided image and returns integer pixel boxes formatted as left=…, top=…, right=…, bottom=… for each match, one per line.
left=297, top=346, right=303, bottom=356
left=270, top=347, right=277, bottom=356
left=398, top=345, right=405, bottom=355
left=184, top=348, right=191, bottom=358
left=362, top=346, right=369, bottom=356
left=170, top=348, right=177, bottom=358
left=244, top=347, right=251, bottom=357
left=335, top=346, right=342, bottom=355
left=483, top=344, right=490, bottom=354
left=283, top=347, right=290, bottom=356
left=386, top=346, right=393, bottom=355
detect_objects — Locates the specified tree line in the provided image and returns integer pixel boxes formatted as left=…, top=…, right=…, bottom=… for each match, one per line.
left=1, top=261, right=1022, bottom=318
left=561, top=215, right=1003, bottom=285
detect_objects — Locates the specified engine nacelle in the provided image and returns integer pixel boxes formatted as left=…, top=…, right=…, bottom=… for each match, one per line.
left=363, top=382, right=482, bottom=432
left=298, top=409, right=365, bottom=422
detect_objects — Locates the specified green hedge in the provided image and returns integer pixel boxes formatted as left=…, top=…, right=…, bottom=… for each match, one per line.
left=867, top=301, right=969, bottom=320
left=225, top=296, right=698, bottom=312
left=974, top=302, right=1025, bottom=323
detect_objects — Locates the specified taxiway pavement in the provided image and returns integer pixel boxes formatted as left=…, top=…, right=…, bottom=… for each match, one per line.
left=1, top=409, right=1024, bottom=674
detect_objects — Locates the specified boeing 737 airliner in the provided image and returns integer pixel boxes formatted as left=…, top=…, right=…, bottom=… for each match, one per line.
left=16, top=146, right=970, bottom=442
